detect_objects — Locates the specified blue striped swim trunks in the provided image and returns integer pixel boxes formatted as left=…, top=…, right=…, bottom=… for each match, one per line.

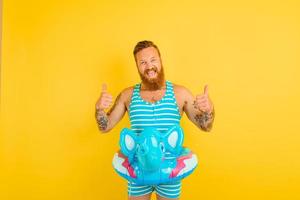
left=128, top=181, right=181, bottom=199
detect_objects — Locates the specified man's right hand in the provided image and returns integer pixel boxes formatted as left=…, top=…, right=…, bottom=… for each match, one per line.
left=95, top=84, right=113, bottom=110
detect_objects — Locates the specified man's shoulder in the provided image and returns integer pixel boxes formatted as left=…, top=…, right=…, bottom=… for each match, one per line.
left=121, top=86, right=134, bottom=95
left=119, top=86, right=135, bottom=101
left=172, top=83, right=194, bottom=101
left=172, top=83, right=190, bottom=94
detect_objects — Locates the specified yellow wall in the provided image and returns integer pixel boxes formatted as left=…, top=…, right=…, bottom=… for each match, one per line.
left=1, top=1, right=300, bottom=199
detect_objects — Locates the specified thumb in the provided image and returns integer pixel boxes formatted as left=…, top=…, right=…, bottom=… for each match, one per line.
left=204, top=84, right=209, bottom=96
left=102, top=83, right=107, bottom=92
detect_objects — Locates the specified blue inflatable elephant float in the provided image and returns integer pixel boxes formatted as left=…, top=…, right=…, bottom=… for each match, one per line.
left=112, top=125, right=198, bottom=185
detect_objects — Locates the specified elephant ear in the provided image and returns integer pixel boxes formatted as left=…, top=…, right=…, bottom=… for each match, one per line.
left=163, top=125, right=184, bottom=154
left=120, top=128, right=137, bottom=157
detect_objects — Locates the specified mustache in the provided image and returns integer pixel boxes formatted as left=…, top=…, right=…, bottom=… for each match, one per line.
left=145, top=66, right=157, bottom=72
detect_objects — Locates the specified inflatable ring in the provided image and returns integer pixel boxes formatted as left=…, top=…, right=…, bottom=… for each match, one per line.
left=112, top=125, right=198, bottom=185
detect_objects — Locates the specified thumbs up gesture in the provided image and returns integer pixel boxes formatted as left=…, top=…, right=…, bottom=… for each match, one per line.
left=194, top=85, right=214, bottom=113
left=95, top=84, right=113, bottom=110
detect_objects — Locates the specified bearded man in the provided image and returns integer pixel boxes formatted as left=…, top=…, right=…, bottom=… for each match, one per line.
left=95, top=40, right=215, bottom=200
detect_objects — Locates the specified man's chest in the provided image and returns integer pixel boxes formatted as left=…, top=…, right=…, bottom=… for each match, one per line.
left=125, top=89, right=185, bottom=115
left=139, top=90, right=166, bottom=103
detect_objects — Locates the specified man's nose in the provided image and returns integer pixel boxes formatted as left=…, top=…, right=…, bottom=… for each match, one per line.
left=145, top=62, right=154, bottom=69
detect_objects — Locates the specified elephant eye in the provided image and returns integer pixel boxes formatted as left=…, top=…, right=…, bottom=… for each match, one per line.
left=159, top=142, right=165, bottom=152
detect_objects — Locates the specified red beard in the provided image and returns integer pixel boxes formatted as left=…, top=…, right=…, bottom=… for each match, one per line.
left=139, top=66, right=165, bottom=90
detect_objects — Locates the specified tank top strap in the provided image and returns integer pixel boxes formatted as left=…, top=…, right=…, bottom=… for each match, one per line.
left=166, top=80, right=173, bottom=91
left=165, top=81, right=176, bottom=98
left=134, top=83, right=141, bottom=92
left=129, top=83, right=141, bottom=104
left=135, top=83, right=142, bottom=94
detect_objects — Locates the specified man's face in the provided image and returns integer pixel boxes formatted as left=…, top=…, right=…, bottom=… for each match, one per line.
left=135, top=47, right=164, bottom=89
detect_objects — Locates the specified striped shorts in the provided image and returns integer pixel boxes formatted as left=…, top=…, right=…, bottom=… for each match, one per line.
left=127, top=181, right=181, bottom=199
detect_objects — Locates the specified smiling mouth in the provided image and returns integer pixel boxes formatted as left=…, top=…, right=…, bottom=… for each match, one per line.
left=145, top=69, right=157, bottom=78
left=147, top=70, right=156, bottom=77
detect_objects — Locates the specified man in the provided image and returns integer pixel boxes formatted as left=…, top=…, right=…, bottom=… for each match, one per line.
left=95, top=40, right=215, bottom=200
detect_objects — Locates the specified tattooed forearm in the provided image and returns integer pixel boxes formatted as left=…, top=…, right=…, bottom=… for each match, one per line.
left=95, top=93, right=121, bottom=132
left=194, top=109, right=215, bottom=131
left=95, top=109, right=109, bottom=131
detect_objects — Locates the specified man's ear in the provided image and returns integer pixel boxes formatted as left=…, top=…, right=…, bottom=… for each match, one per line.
left=120, top=128, right=137, bottom=156
left=163, top=125, right=184, bottom=153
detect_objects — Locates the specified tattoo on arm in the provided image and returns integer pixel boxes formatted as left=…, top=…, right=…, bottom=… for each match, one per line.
left=194, top=109, right=215, bottom=131
left=95, top=93, right=122, bottom=132
left=95, top=109, right=109, bottom=131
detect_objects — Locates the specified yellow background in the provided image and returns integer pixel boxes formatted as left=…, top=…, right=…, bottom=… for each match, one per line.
left=1, top=0, right=300, bottom=199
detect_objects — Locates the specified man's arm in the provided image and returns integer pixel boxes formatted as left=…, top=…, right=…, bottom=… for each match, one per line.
left=95, top=85, right=129, bottom=133
left=175, top=85, right=215, bottom=132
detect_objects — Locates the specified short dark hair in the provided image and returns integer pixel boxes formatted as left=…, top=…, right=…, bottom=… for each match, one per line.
left=133, top=40, right=161, bottom=60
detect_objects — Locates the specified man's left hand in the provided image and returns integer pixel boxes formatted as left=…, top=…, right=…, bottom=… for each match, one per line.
left=194, top=85, right=214, bottom=113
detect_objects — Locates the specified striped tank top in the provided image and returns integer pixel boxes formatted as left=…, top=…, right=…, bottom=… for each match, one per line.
left=129, top=80, right=182, bottom=135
